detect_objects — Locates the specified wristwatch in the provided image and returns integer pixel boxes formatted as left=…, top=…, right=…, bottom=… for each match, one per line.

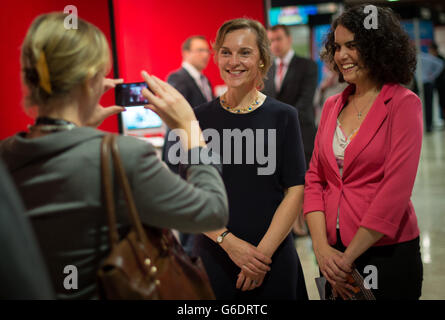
left=216, top=230, right=230, bottom=244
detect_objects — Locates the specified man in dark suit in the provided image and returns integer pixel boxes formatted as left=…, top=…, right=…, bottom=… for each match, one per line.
left=263, top=25, right=317, bottom=167
left=163, top=36, right=214, bottom=254
left=263, top=24, right=318, bottom=236
left=162, top=35, right=213, bottom=173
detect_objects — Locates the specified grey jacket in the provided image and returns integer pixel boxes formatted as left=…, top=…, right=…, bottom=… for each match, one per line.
left=0, top=127, right=228, bottom=299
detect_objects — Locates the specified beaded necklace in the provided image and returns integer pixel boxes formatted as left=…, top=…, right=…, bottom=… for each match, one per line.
left=220, top=93, right=261, bottom=114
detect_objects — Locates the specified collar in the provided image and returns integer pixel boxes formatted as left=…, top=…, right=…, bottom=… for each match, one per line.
left=182, top=61, right=203, bottom=82
left=324, top=83, right=400, bottom=179
left=275, top=49, right=295, bottom=67
left=337, top=83, right=397, bottom=109
left=0, top=127, right=105, bottom=172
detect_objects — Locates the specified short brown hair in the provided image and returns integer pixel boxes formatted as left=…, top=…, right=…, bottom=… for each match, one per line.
left=213, top=18, right=271, bottom=89
left=182, top=35, right=207, bottom=52
left=269, top=24, right=290, bottom=36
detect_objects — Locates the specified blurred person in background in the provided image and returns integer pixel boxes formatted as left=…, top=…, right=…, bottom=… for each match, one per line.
left=417, top=47, right=443, bottom=132
left=315, top=62, right=348, bottom=121
left=263, top=24, right=318, bottom=237
left=429, top=42, right=445, bottom=122
left=163, top=35, right=214, bottom=254
left=163, top=35, right=214, bottom=174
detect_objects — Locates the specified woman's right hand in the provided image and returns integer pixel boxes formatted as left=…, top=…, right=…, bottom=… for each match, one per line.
left=141, top=71, right=205, bottom=150
left=140, top=71, right=197, bottom=131
left=221, top=233, right=272, bottom=279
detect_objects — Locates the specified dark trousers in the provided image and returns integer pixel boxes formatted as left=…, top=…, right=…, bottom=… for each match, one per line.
left=330, top=230, right=423, bottom=300
left=424, top=82, right=435, bottom=132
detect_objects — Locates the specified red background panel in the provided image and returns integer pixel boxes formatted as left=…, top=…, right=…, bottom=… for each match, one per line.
left=0, top=0, right=265, bottom=140
left=112, top=0, right=265, bottom=86
left=0, top=0, right=117, bottom=139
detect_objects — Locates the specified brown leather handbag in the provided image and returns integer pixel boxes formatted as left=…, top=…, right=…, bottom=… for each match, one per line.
left=96, top=134, right=215, bottom=300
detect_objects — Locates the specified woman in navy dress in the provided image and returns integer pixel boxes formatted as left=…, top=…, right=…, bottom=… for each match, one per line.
left=192, top=18, right=308, bottom=299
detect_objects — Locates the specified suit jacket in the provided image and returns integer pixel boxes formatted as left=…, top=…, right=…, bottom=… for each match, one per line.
left=0, top=127, right=228, bottom=299
left=303, top=83, right=422, bottom=247
left=263, top=54, right=318, bottom=167
left=167, top=67, right=213, bottom=108
left=163, top=67, right=213, bottom=172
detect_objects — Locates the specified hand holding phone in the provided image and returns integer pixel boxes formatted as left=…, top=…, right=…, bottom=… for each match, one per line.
left=140, top=71, right=206, bottom=150
left=85, top=78, right=126, bottom=127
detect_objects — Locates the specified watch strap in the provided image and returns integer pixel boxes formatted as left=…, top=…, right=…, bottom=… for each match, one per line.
left=217, top=230, right=230, bottom=244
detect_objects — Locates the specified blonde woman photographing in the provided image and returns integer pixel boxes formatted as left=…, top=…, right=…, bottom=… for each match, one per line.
left=0, top=13, right=228, bottom=300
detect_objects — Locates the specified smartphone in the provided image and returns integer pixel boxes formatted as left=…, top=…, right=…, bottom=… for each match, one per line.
left=115, top=82, right=149, bottom=106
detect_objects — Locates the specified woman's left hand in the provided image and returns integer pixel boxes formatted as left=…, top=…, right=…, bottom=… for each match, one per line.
left=87, top=78, right=126, bottom=127
left=236, top=270, right=266, bottom=291
left=332, top=254, right=353, bottom=276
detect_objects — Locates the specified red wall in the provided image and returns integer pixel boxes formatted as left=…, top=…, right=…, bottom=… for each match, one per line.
left=112, top=0, right=265, bottom=86
left=0, top=0, right=118, bottom=139
left=0, top=0, right=265, bottom=140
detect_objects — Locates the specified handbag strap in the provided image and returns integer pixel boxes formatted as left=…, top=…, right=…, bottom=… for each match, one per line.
left=100, top=134, right=149, bottom=248
left=101, top=134, right=120, bottom=249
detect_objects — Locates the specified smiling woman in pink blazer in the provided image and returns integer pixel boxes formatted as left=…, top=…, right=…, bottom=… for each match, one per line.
left=304, top=5, right=423, bottom=300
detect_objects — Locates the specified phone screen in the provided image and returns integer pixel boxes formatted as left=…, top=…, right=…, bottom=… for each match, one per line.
left=115, top=82, right=149, bottom=106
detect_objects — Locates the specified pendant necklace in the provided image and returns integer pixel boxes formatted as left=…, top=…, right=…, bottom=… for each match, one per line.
left=352, top=94, right=374, bottom=120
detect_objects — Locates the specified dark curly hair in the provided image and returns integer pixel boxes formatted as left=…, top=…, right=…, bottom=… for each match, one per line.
left=321, top=5, right=417, bottom=85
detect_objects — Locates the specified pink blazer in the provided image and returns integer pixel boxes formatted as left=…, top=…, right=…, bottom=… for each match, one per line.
left=303, top=83, right=422, bottom=247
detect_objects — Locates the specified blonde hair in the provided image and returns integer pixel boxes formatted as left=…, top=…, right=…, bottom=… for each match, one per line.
left=21, top=13, right=111, bottom=109
left=213, top=18, right=271, bottom=89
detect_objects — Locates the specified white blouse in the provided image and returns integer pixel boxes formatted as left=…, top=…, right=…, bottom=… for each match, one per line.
left=333, top=119, right=360, bottom=228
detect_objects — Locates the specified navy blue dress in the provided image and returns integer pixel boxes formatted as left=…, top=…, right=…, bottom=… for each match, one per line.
left=193, top=96, right=308, bottom=299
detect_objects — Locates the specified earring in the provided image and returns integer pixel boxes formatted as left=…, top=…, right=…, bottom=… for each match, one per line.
left=259, top=63, right=265, bottom=68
